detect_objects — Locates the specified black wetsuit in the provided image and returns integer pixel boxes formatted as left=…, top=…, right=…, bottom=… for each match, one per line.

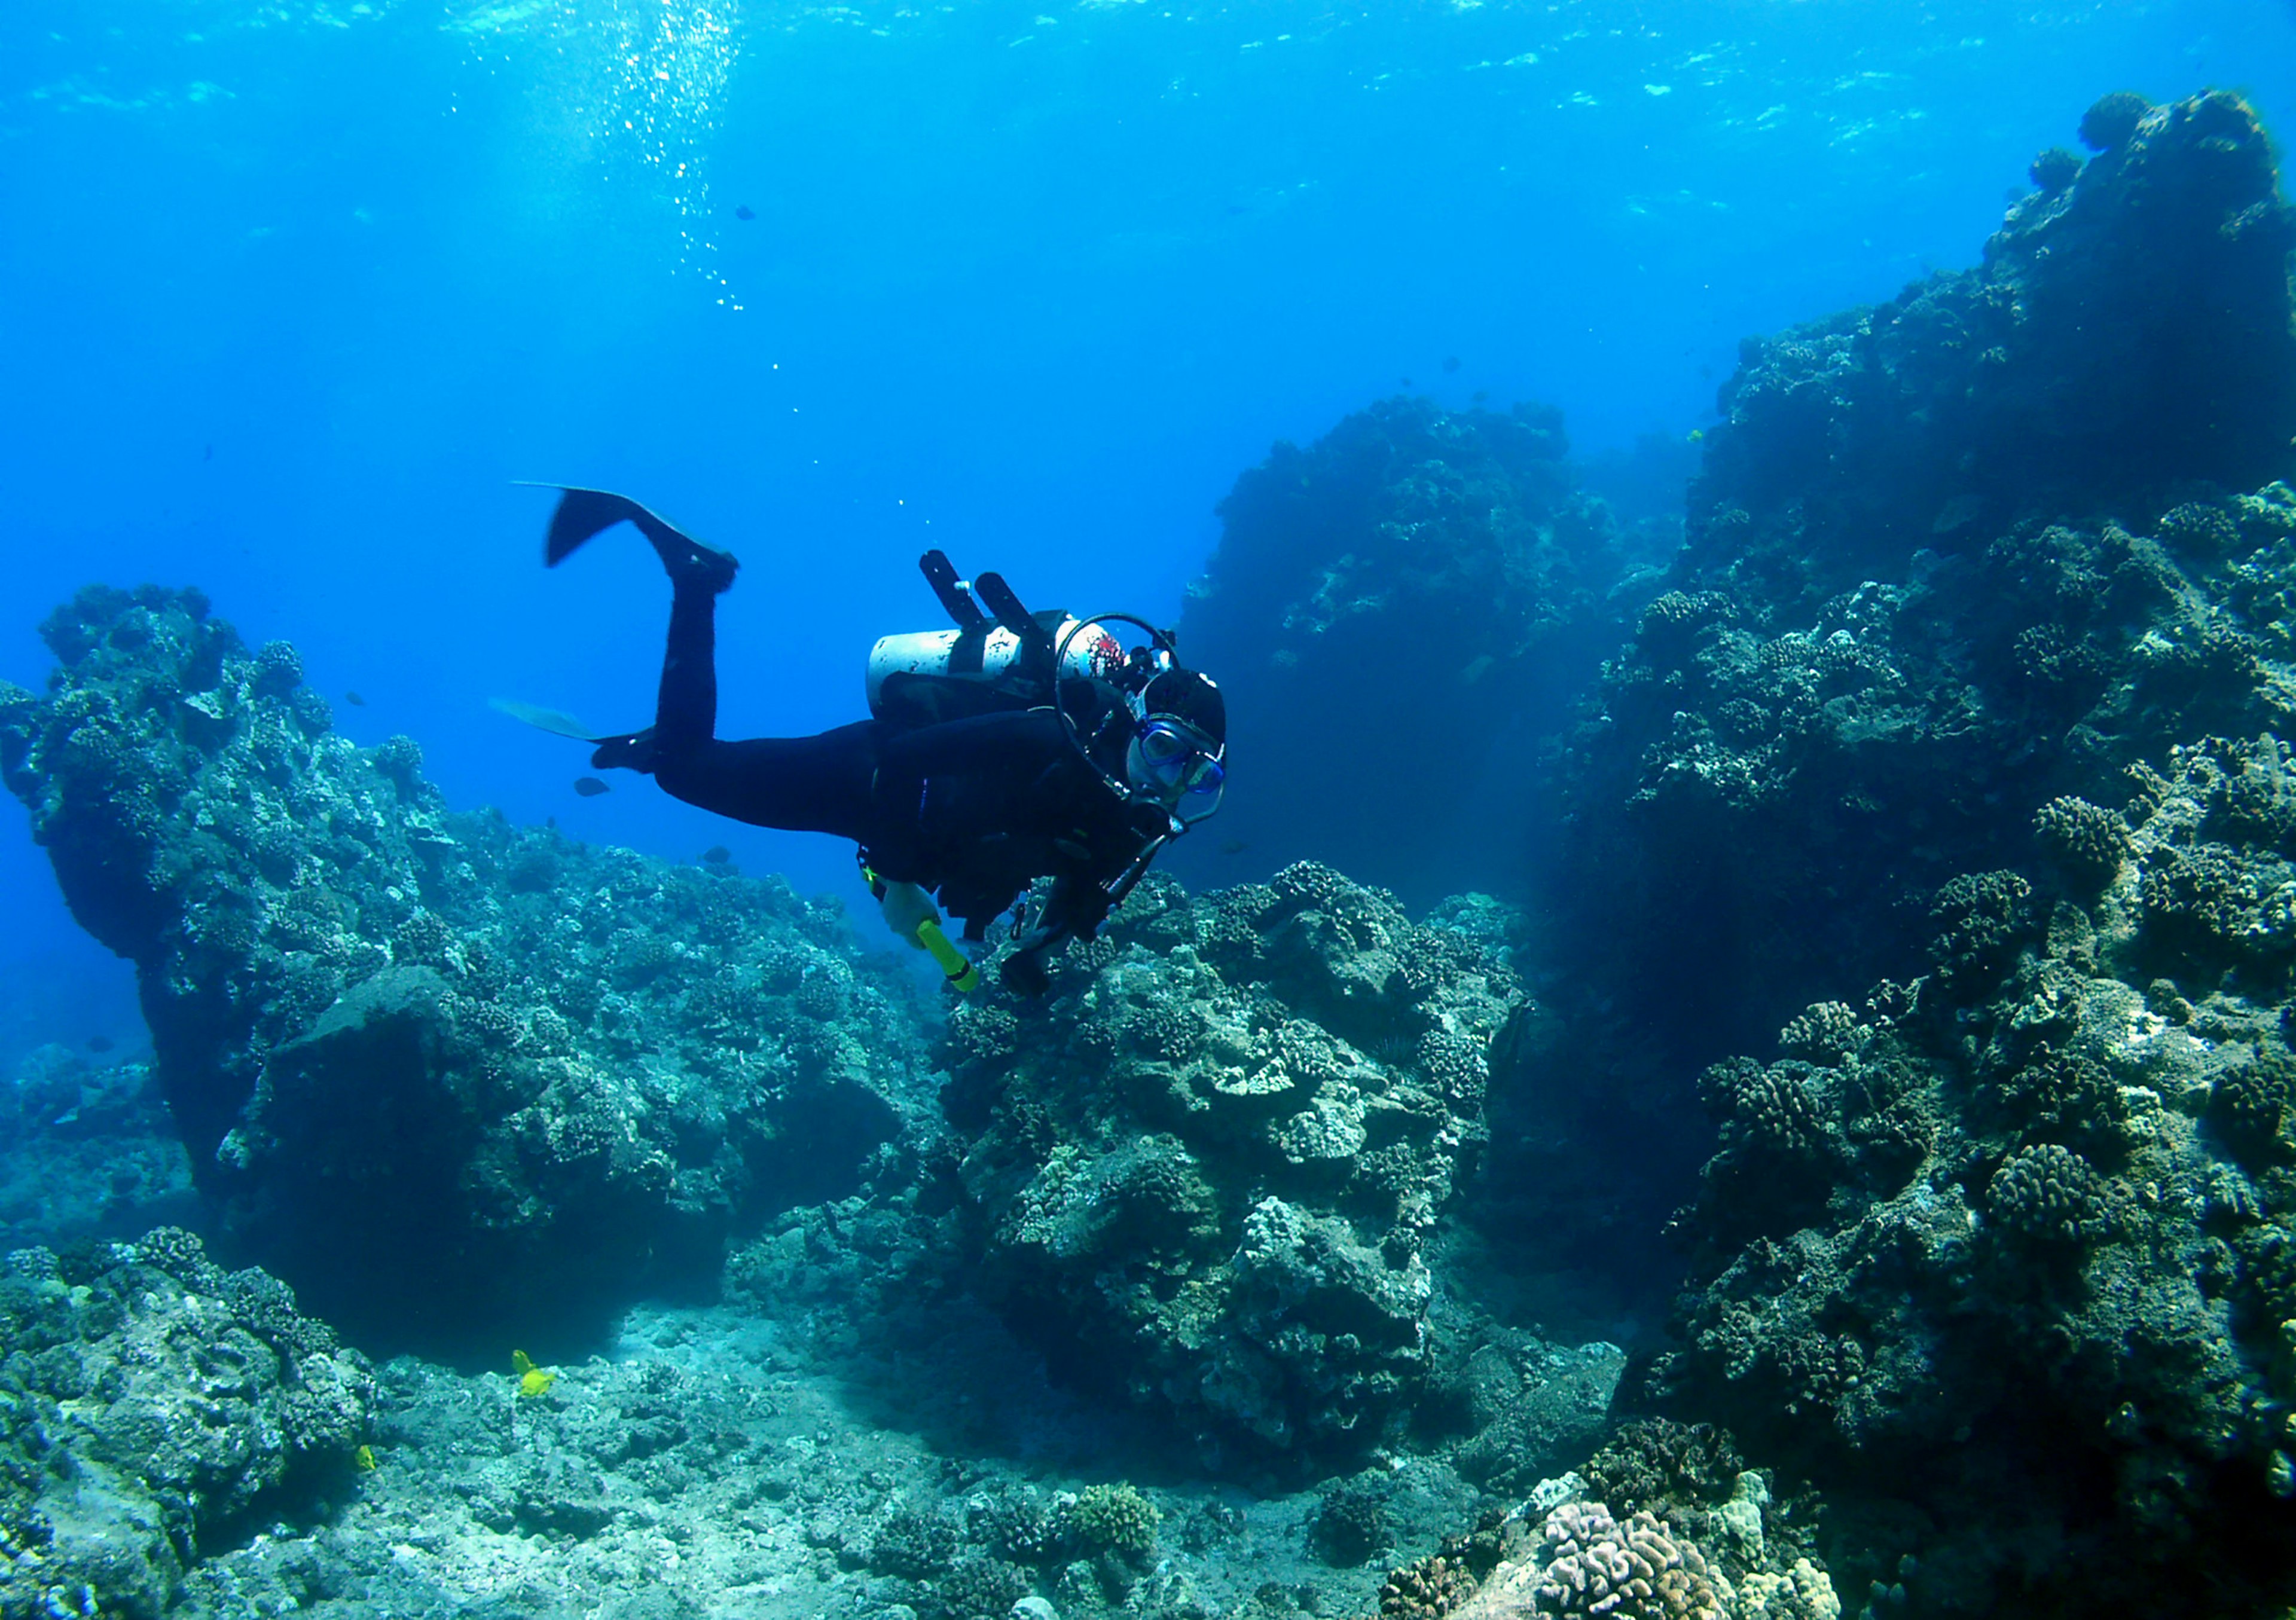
left=646, top=575, right=1170, bottom=943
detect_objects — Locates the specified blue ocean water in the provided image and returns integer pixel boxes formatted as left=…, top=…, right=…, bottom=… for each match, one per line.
left=4, top=0, right=2295, bottom=1061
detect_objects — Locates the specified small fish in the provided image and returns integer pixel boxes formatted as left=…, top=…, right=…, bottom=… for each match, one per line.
left=734, top=203, right=756, bottom=221
left=1687, top=428, right=1706, bottom=443
left=203, top=444, right=213, bottom=461
left=573, top=777, right=611, bottom=797
left=1219, top=838, right=1248, bottom=857
left=87, top=1035, right=114, bottom=1054
left=355, top=1444, right=378, bottom=1471
left=1471, top=390, right=1489, bottom=404
left=512, top=1349, right=558, bottom=1398
left=344, top=690, right=367, bottom=707
left=1442, top=355, right=1461, bottom=373
left=1400, top=376, right=1414, bottom=388
left=701, top=845, right=732, bottom=864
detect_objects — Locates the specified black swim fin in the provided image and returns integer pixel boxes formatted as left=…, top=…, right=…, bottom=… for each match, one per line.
left=489, top=698, right=657, bottom=774
left=588, top=729, right=660, bottom=774
left=518, top=483, right=740, bottom=592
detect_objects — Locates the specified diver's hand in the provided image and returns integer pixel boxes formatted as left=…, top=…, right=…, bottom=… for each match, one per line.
left=1036, top=872, right=1114, bottom=943
left=1000, top=947, right=1052, bottom=998
left=1059, top=881, right=1114, bottom=941
left=999, top=921, right=1061, bottom=997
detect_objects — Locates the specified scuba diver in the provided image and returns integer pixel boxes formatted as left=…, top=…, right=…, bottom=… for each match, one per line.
left=519, top=487, right=1226, bottom=997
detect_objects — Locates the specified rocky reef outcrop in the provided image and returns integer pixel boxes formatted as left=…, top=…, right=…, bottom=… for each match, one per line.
left=0, top=1228, right=373, bottom=1620
left=1535, top=91, right=2296, bottom=1616
left=1648, top=749, right=2296, bottom=1611
left=1556, top=90, right=2296, bottom=1066
left=1173, top=398, right=1657, bottom=905
left=0, top=585, right=933, bottom=1355
left=939, top=863, right=1527, bottom=1469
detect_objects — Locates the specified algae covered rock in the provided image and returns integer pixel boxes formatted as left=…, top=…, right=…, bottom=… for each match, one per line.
left=942, top=863, right=1525, bottom=1465
left=0, top=1229, right=373, bottom=1619
left=0, top=584, right=933, bottom=1352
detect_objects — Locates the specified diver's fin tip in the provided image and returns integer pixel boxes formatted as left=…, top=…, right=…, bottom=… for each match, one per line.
left=491, top=697, right=609, bottom=742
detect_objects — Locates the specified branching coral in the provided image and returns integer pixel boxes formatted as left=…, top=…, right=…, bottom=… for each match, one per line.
left=1066, top=1484, right=1160, bottom=1560
left=1579, top=1421, right=1745, bottom=1516
left=2034, top=796, right=2130, bottom=890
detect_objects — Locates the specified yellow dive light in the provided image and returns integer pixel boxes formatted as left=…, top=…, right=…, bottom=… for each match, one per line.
left=912, top=915, right=981, bottom=992
left=861, top=861, right=981, bottom=992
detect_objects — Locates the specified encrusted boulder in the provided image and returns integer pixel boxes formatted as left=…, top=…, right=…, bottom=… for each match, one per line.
left=0, top=1230, right=373, bottom=1619
left=942, top=862, right=1525, bottom=1466
left=0, top=585, right=933, bottom=1352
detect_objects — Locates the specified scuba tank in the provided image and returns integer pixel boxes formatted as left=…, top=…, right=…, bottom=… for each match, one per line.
left=866, top=551, right=1123, bottom=728
left=866, top=621, right=1122, bottom=722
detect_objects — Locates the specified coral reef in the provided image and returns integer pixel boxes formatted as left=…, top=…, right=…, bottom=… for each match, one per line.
left=1506, top=91, right=2296, bottom=1616
left=0, top=585, right=933, bottom=1353
left=0, top=1230, right=374, bottom=1618
left=940, top=861, right=1525, bottom=1466
left=1529, top=1501, right=1720, bottom=1620
left=1554, top=90, right=2296, bottom=1066
left=1172, top=397, right=1658, bottom=904
left=6, top=81, right=2294, bottom=1620
left=1378, top=1487, right=1836, bottom=1620
left=1646, top=753, right=2296, bottom=1610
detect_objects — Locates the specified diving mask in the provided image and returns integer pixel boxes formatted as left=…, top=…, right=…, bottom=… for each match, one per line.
left=1129, top=716, right=1225, bottom=820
